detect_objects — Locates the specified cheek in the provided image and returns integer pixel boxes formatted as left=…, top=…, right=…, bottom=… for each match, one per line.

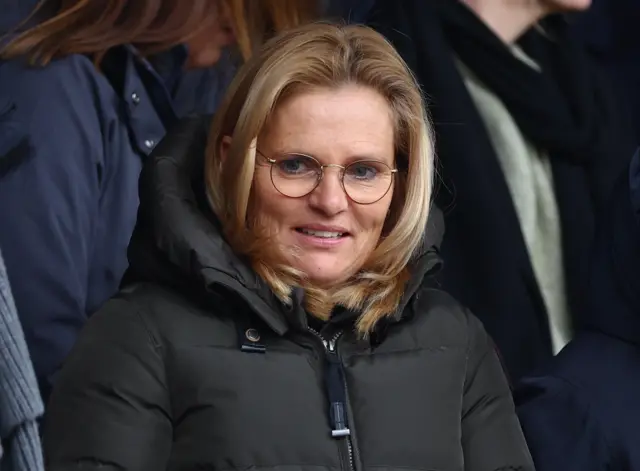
left=249, top=172, right=275, bottom=227
left=250, top=172, right=298, bottom=230
left=252, top=169, right=274, bottom=201
left=354, top=200, right=392, bottom=237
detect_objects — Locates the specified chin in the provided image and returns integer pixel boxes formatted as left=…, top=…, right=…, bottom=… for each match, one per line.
left=188, top=49, right=223, bottom=68
left=548, top=0, right=591, bottom=12
left=297, top=260, right=355, bottom=288
left=567, top=0, right=591, bottom=11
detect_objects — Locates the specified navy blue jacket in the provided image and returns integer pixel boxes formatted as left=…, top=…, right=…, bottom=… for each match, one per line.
left=571, top=0, right=640, bottom=143
left=326, top=0, right=375, bottom=22
left=0, top=1, right=36, bottom=31
left=0, top=45, right=234, bottom=402
left=515, top=150, right=640, bottom=471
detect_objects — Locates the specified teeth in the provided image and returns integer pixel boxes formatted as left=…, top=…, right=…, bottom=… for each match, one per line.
left=300, top=229, right=343, bottom=238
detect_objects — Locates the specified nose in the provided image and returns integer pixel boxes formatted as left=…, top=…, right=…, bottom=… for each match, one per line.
left=307, top=168, right=348, bottom=216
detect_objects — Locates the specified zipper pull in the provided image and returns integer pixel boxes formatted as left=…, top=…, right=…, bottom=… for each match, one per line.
left=308, top=327, right=352, bottom=439
left=325, top=332, right=350, bottom=438
left=330, top=402, right=351, bottom=437
left=327, top=337, right=338, bottom=355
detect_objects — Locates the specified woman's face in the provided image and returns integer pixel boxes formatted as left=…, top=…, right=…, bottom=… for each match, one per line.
left=250, top=85, right=396, bottom=287
left=542, top=0, right=591, bottom=12
left=185, top=6, right=235, bottom=68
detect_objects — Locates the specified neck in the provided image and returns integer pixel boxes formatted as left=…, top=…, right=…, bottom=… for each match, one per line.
left=461, top=0, right=547, bottom=43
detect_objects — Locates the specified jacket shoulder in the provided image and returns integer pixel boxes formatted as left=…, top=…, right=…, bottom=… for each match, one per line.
left=1, top=53, right=105, bottom=82
left=0, top=54, right=116, bottom=170
left=0, top=54, right=113, bottom=109
left=114, top=282, right=239, bottom=349
left=410, top=287, right=486, bottom=350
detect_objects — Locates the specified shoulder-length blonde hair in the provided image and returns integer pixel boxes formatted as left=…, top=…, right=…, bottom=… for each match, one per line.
left=207, top=23, right=434, bottom=335
left=1, top=0, right=318, bottom=65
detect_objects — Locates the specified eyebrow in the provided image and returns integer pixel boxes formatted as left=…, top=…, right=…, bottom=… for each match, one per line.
left=273, top=150, right=394, bottom=165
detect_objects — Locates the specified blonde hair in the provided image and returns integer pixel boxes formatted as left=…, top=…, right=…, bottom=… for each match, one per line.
left=206, top=23, right=434, bottom=335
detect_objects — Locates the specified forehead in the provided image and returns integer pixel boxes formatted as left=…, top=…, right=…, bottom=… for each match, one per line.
left=260, top=85, right=395, bottom=163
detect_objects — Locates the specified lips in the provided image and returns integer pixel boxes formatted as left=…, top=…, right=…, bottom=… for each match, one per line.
left=294, top=224, right=351, bottom=240
left=297, top=228, right=344, bottom=239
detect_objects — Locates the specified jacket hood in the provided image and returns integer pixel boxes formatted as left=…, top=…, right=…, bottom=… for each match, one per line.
left=585, top=152, right=640, bottom=345
left=124, top=116, right=444, bottom=334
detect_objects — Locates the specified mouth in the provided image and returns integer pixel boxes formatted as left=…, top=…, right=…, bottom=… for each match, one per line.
left=295, top=228, right=350, bottom=240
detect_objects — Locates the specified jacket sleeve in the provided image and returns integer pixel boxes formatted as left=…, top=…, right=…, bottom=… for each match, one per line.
left=43, top=296, right=173, bottom=471
left=0, top=59, right=104, bottom=402
left=515, top=376, right=611, bottom=471
left=461, top=314, right=535, bottom=471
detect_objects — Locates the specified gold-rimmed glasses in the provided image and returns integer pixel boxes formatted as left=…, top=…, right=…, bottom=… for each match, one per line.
left=258, top=151, right=397, bottom=205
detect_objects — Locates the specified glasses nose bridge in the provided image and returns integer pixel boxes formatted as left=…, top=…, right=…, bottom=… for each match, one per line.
left=320, top=162, right=346, bottom=171
left=316, top=164, right=348, bottom=196
left=317, top=163, right=346, bottom=181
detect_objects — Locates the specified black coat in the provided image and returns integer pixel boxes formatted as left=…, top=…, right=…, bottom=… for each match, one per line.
left=515, top=152, right=640, bottom=471
left=570, top=0, right=640, bottom=145
left=367, top=0, right=635, bottom=381
left=43, top=117, right=533, bottom=471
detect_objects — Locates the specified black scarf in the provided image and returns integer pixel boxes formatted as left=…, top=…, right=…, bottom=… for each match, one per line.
left=435, top=1, right=618, bottom=166
left=367, top=0, right=636, bottom=380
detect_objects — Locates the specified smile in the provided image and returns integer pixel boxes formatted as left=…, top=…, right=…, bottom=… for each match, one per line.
left=297, top=228, right=344, bottom=238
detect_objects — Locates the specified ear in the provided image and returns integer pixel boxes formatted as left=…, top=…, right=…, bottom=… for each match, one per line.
left=219, top=135, right=232, bottom=163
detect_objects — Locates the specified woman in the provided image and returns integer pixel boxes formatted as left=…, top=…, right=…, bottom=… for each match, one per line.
left=368, top=0, right=636, bottom=381
left=43, top=23, right=534, bottom=471
left=516, top=150, right=640, bottom=471
left=0, top=0, right=317, bottom=402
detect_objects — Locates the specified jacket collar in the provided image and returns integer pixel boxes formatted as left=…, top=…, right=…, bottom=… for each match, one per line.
left=125, top=116, right=292, bottom=334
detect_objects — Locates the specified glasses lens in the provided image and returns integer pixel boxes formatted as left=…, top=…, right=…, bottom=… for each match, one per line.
left=343, top=160, right=394, bottom=204
left=270, top=154, right=321, bottom=198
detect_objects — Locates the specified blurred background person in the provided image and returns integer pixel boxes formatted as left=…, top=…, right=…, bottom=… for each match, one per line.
left=0, top=0, right=40, bottom=32
left=368, top=0, right=636, bottom=381
left=325, top=0, right=375, bottom=23
left=43, top=23, right=534, bottom=471
left=516, top=150, right=640, bottom=471
left=570, top=0, right=640, bottom=144
left=0, top=0, right=319, bottom=403
left=0, top=248, right=43, bottom=471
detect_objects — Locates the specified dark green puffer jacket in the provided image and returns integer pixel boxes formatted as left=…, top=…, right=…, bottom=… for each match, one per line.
left=43, top=117, right=534, bottom=471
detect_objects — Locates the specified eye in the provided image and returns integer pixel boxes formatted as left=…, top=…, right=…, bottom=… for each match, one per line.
left=346, top=162, right=382, bottom=181
left=275, top=155, right=318, bottom=176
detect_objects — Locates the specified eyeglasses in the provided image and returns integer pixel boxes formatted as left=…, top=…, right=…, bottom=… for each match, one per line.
left=258, top=151, right=397, bottom=205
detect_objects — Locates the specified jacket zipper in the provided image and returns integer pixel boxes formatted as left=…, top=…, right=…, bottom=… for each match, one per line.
left=308, top=327, right=356, bottom=471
